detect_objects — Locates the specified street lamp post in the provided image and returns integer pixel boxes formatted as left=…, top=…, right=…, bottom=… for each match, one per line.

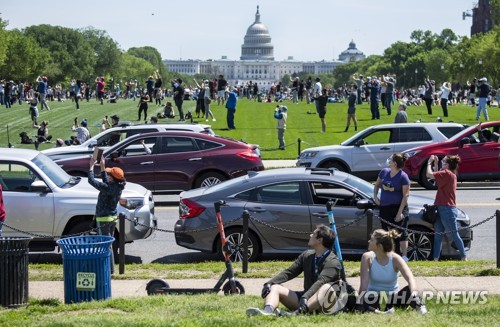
left=415, top=68, right=418, bottom=87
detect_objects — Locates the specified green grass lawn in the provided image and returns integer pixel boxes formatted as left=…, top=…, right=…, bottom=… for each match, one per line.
left=1, top=97, right=498, bottom=159
left=1, top=294, right=498, bottom=326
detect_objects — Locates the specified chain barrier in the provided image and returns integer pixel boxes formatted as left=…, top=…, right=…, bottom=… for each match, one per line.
left=375, top=213, right=496, bottom=236
left=3, top=211, right=496, bottom=239
left=1, top=219, right=118, bottom=239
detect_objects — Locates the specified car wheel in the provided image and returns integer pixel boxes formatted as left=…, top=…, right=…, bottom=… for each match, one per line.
left=195, top=172, right=226, bottom=188
left=407, top=225, right=434, bottom=261
left=418, top=160, right=439, bottom=190
left=321, top=161, right=347, bottom=172
left=222, top=280, right=245, bottom=295
left=67, top=220, right=94, bottom=237
left=218, top=229, right=260, bottom=262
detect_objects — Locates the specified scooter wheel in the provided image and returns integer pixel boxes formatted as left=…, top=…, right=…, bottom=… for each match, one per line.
left=146, top=279, right=170, bottom=295
left=222, top=280, right=245, bottom=295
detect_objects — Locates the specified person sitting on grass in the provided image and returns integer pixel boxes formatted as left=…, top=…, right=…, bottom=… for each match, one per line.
left=246, top=225, right=340, bottom=317
left=358, top=229, right=427, bottom=314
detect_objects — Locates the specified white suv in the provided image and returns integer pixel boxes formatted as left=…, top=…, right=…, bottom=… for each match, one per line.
left=296, top=123, right=466, bottom=181
left=42, top=122, right=215, bottom=161
left=0, top=148, right=155, bottom=253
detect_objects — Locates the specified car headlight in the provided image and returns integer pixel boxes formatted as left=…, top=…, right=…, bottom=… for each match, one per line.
left=119, top=197, right=144, bottom=210
left=300, top=152, right=317, bottom=159
left=403, top=150, right=419, bottom=158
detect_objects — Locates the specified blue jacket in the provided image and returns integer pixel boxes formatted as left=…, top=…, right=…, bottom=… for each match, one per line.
left=225, top=91, right=237, bottom=110
left=88, top=170, right=122, bottom=217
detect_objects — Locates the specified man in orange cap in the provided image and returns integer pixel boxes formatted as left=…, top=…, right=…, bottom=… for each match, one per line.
left=88, top=156, right=126, bottom=273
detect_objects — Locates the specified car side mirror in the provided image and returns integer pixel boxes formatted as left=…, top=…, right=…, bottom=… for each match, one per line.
left=357, top=199, right=374, bottom=210
left=31, top=180, right=50, bottom=193
left=459, top=137, right=470, bottom=148
left=354, top=139, right=365, bottom=147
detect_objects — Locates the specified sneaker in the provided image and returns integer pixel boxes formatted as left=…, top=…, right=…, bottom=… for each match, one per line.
left=402, top=256, right=409, bottom=262
left=206, top=119, right=209, bottom=122
left=416, top=304, right=427, bottom=315
left=375, top=307, right=395, bottom=314
left=246, top=307, right=274, bottom=317
left=212, top=118, right=216, bottom=121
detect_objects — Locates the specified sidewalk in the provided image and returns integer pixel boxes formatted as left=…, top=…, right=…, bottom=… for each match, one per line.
left=29, top=276, right=500, bottom=301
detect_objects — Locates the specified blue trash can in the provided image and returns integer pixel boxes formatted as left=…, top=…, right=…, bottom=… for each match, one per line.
left=56, top=235, right=114, bottom=304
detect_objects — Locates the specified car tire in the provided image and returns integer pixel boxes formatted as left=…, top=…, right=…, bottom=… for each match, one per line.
left=146, top=279, right=170, bottom=295
left=321, top=161, right=347, bottom=172
left=194, top=172, right=226, bottom=188
left=407, top=225, right=434, bottom=261
left=217, top=228, right=260, bottom=262
left=222, top=280, right=245, bottom=295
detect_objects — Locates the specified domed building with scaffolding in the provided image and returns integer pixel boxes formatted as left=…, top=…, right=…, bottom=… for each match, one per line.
left=163, top=6, right=365, bottom=89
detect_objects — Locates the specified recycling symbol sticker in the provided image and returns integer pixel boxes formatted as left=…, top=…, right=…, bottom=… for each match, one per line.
left=76, top=272, right=96, bottom=291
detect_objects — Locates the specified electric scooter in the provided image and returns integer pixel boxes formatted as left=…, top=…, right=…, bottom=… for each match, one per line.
left=146, top=200, right=245, bottom=295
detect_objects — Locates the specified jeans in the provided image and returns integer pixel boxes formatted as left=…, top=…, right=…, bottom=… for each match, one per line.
left=476, top=97, right=489, bottom=120
left=4, top=95, right=11, bottom=108
left=97, top=221, right=116, bottom=274
left=277, top=128, right=285, bottom=149
left=226, top=108, right=235, bottom=129
left=433, top=206, right=466, bottom=259
left=370, top=99, right=379, bottom=119
left=440, top=98, right=448, bottom=117
left=0, top=221, right=3, bottom=237
left=424, top=98, right=433, bottom=114
left=385, top=93, right=393, bottom=115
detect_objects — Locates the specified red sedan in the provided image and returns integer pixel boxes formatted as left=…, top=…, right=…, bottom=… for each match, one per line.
left=55, top=131, right=264, bottom=192
left=402, top=121, right=500, bottom=189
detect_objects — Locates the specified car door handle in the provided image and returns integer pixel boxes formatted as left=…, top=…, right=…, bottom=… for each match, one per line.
left=312, top=212, right=328, bottom=218
left=248, top=207, right=267, bottom=213
left=140, top=161, right=154, bottom=165
left=189, top=158, right=202, bottom=161
left=379, top=147, right=391, bottom=150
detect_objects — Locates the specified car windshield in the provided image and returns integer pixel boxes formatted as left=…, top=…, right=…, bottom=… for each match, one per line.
left=32, top=153, right=72, bottom=187
left=341, top=174, right=378, bottom=198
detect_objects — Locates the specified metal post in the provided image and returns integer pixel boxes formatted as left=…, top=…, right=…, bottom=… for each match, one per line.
left=242, top=210, right=249, bottom=273
left=497, top=210, right=500, bottom=268
left=297, top=138, right=301, bottom=157
left=118, top=213, right=125, bottom=275
left=366, top=209, right=373, bottom=242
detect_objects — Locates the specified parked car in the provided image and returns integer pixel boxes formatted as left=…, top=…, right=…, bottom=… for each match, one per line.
left=0, top=148, right=155, bottom=253
left=42, top=122, right=215, bottom=161
left=296, top=123, right=466, bottom=181
left=55, top=131, right=264, bottom=192
left=175, top=167, right=472, bottom=261
left=403, top=121, right=500, bottom=189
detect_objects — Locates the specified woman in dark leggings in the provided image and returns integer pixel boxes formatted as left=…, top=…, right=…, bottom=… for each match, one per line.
left=424, top=78, right=435, bottom=115
left=137, top=93, right=149, bottom=121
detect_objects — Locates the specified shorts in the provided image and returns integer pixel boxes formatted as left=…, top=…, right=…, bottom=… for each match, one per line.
left=217, top=90, right=226, bottom=98
left=318, top=110, right=326, bottom=119
left=379, top=204, right=409, bottom=240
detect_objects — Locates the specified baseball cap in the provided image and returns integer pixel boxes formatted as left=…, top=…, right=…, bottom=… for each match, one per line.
left=80, top=120, right=87, bottom=127
left=281, top=106, right=288, bottom=111
left=105, top=167, right=125, bottom=181
left=110, top=115, right=120, bottom=121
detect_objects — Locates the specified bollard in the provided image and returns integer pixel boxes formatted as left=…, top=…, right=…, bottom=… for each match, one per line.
left=366, top=209, right=373, bottom=242
left=118, top=213, right=125, bottom=275
left=497, top=210, right=500, bottom=268
left=242, top=211, right=249, bottom=273
left=297, top=138, right=301, bottom=157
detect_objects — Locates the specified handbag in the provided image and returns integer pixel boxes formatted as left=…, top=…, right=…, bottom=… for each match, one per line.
left=422, top=204, right=438, bottom=224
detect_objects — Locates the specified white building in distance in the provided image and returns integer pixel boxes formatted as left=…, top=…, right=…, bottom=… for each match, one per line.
left=163, top=6, right=365, bottom=89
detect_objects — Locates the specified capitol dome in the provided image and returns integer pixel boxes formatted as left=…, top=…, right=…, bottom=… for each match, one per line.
left=240, top=6, right=274, bottom=61
left=338, top=40, right=366, bottom=62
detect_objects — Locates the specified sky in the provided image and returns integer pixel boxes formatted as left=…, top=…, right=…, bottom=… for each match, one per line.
left=1, top=0, right=476, bottom=62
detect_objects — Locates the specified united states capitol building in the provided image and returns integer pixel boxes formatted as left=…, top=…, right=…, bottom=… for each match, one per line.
left=163, top=6, right=365, bottom=89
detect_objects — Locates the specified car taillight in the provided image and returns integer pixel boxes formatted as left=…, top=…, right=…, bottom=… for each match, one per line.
left=236, top=149, right=261, bottom=162
left=179, top=198, right=205, bottom=219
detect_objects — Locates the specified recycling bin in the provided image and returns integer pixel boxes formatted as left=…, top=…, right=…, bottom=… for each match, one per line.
left=0, top=237, right=32, bottom=308
left=56, top=235, right=114, bottom=304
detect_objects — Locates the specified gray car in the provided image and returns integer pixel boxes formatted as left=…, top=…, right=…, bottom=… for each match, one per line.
left=175, top=167, right=472, bottom=261
left=296, top=123, right=466, bottom=181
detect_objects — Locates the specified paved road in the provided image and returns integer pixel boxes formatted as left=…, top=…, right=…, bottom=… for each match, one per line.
left=28, top=185, right=498, bottom=264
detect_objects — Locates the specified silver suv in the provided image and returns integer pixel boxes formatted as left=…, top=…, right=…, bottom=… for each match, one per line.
left=42, top=123, right=215, bottom=161
left=296, top=123, right=466, bottom=181
left=0, top=148, right=155, bottom=253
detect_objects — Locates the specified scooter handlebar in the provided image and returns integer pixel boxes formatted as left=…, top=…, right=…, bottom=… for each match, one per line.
left=214, top=200, right=229, bottom=212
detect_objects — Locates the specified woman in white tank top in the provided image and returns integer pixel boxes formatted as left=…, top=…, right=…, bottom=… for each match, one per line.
left=358, top=229, right=427, bottom=314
